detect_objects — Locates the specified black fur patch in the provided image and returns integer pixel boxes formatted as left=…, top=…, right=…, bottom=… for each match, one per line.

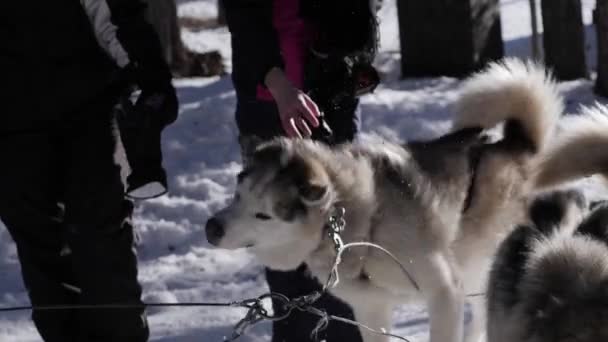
left=529, top=190, right=585, bottom=234
left=279, top=155, right=311, bottom=190
left=576, top=203, right=608, bottom=246
left=236, top=168, right=251, bottom=184
left=529, top=195, right=568, bottom=233
left=408, top=127, right=485, bottom=179
left=502, top=119, right=536, bottom=153
left=489, top=225, right=539, bottom=310
left=591, top=200, right=608, bottom=211
left=279, top=154, right=328, bottom=202
left=409, top=127, right=487, bottom=212
left=272, top=155, right=318, bottom=222
left=274, top=199, right=307, bottom=222
left=409, top=127, right=485, bottom=161
left=462, top=144, right=484, bottom=213
left=428, top=127, right=485, bottom=146
left=378, top=155, right=412, bottom=193
left=253, top=144, right=286, bottom=166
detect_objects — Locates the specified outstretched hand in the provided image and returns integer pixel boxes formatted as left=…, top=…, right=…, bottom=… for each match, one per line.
left=265, top=68, right=321, bottom=138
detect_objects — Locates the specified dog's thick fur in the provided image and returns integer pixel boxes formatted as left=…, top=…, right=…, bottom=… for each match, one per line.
left=206, top=59, right=608, bottom=342
left=486, top=104, right=608, bottom=342
left=487, top=190, right=608, bottom=342
left=533, top=104, right=608, bottom=189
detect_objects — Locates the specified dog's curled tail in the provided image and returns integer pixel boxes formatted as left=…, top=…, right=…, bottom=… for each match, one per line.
left=453, top=58, right=562, bottom=152
left=535, top=104, right=608, bottom=189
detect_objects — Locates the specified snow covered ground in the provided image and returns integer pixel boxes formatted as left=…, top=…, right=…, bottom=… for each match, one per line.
left=1, top=0, right=606, bottom=341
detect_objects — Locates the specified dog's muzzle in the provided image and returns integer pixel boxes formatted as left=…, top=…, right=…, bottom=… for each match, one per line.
left=205, top=217, right=225, bottom=246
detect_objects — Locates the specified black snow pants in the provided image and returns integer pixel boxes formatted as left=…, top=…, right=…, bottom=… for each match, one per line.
left=0, top=93, right=149, bottom=342
left=236, top=98, right=363, bottom=342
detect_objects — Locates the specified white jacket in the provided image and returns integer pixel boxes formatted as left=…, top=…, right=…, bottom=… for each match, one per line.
left=80, top=0, right=130, bottom=67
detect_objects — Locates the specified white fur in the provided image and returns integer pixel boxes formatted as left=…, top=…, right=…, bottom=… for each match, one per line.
left=535, top=103, right=608, bottom=188
left=454, top=58, right=562, bottom=150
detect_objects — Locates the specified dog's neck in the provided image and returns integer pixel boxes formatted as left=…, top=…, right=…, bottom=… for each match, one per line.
left=254, top=233, right=323, bottom=271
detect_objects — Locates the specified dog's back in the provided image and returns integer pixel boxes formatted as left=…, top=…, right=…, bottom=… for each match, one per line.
left=488, top=191, right=608, bottom=342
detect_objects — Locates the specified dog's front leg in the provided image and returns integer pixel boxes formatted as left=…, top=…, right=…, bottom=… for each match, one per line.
left=350, top=298, right=393, bottom=342
left=332, top=281, right=394, bottom=342
left=423, top=252, right=465, bottom=342
left=464, top=296, right=486, bottom=342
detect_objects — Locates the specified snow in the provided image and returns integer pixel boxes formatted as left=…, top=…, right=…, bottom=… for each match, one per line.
left=1, top=0, right=607, bottom=341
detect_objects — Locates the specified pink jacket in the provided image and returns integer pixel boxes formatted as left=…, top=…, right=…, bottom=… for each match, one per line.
left=256, top=0, right=313, bottom=101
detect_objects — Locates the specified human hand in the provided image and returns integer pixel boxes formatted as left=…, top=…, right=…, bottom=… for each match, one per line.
left=265, top=68, right=320, bottom=138
left=123, top=62, right=179, bottom=127
left=135, top=87, right=178, bottom=128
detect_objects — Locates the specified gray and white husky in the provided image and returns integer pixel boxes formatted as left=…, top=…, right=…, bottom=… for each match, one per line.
left=487, top=105, right=608, bottom=342
left=487, top=189, right=608, bottom=342
left=206, top=59, right=608, bottom=342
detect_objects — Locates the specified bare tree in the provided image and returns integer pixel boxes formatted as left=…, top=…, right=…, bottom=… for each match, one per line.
left=529, top=0, right=542, bottom=60
left=595, top=1, right=608, bottom=96
left=540, top=0, right=588, bottom=80
left=397, top=0, right=504, bottom=78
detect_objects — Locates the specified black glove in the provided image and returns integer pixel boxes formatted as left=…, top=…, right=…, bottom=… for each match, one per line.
left=106, top=0, right=179, bottom=199
left=116, top=84, right=178, bottom=199
left=310, top=114, right=335, bottom=144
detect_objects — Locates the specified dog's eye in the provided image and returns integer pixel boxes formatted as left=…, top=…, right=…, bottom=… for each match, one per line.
left=255, top=213, right=272, bottom=220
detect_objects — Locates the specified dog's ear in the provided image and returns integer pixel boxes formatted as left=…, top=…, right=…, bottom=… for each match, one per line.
left=529, top=190, right=586, bottom=234
left=239, top=135, right=264, bottom=166
left=576, top=203, right=608, bottom=245
left=295, top=157, right=330, bottom=206
left=298, top=181, right=329, bottom=205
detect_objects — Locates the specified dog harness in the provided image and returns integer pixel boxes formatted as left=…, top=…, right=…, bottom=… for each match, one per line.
left=462, top=140, right=487, bottom=213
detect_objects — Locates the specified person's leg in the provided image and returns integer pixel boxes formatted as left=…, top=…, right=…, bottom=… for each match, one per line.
left=0, top=131, right=79, bottom=342
left=235, top=99, right=284, bottom=141
left=267, top=266, right=364, bottom=342
left=62, top=98, right=148, bottom=342
left=236, top=100, right=363, bottom=342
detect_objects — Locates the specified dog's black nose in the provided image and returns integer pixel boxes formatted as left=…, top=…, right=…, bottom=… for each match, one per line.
left=205, top=217, right=225, bottom=246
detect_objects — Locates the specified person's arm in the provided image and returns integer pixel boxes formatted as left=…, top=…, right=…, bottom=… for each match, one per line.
left=82, top=0, right=177, bottom=125
left=224, top=0, right=320, bottom=138
left=265, top=67, right=320, bottom=138
left=81, top=0, right=178, bottom=198
left=105, top=0, right=174, bottom=94
left=80, top=0, right=130, bottom=68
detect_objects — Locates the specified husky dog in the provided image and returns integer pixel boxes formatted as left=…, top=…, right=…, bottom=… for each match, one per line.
left=205, top=59, right=600, bottom=342
left=487, top=190, right=608, bottom=342
left=487, top=105, right=608, bottom=342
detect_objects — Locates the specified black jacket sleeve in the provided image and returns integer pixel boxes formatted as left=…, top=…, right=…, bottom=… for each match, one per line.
left=105, top=0, right=173, bottom=92
left=223, top=0, right=284, bottom=87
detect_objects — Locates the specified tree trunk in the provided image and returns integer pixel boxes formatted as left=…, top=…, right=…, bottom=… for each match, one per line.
left=540, top=0, right=588, bottom=80
left=529, top=0, right=542, bottom=60
left=397, top=0, right=504, bottom=78
left=595, top=1, right=608, bottom=97
left=217, top=0, right=226, bottom=26
left=144, top=0, right=185, bottom=69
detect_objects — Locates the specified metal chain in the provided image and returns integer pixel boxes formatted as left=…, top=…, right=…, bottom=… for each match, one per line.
left=225, top=293, right=293, bottom=341
left=327, top=206, right=346, bottom=253
left=322, top=206, right=420, bottom=292
left=0, top=206, right=432, bottom=342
